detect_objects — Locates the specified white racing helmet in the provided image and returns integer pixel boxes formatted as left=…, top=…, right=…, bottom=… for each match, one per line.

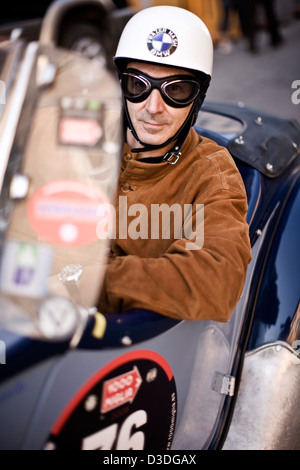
left=114, top=5, right=213, bottom=78
left=113, top=6, right=214, bottom=159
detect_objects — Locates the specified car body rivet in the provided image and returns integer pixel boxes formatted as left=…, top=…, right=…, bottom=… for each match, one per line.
left=43, top=441, right=56, bottom=450
left=235, top=135, right=244, bottom=145
left=84, top=394, right=98, bottom=412
left=121, top=336, right=132, bottom=346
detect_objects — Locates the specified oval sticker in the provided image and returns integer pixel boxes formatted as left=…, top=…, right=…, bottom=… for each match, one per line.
left=27, top=180, right=111, bottom=246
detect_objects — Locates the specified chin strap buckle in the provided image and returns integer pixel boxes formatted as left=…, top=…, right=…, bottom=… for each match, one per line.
left=163, top=152, right=181, bottom=165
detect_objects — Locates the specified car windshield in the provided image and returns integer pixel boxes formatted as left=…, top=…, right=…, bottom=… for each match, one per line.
left=0, top=40, right=121, bottom=341
left=196, top=109, right=244, bottom=139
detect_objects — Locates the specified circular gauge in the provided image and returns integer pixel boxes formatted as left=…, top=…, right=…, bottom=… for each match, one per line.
left=37, top=296, right=79, bottom=341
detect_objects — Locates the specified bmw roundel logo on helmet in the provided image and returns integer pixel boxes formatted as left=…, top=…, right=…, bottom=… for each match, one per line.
left=147, top=28, right=178, bottom=57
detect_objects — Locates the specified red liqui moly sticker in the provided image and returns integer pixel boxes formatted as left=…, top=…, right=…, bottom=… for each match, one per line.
left=27, top=180, right=111, bottom=246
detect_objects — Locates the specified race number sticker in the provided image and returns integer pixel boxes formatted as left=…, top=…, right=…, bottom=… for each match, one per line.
left=27, top=180, right=111, bottom=246
left=45, top=350, right=177, bottom=450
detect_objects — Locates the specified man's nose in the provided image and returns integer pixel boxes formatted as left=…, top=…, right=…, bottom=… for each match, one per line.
left=145, top=89, right=165, bottom=113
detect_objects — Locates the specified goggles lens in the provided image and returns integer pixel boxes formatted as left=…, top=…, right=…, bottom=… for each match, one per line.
left=120, top=70, right=200, bottom=107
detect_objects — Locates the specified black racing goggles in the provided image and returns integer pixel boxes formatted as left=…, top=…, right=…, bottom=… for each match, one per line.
left=120, top=69, right=201, bottom=108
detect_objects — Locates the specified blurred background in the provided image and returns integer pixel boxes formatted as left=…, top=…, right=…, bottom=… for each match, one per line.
left=129, top=0, right=300, bottom=123
left=1, top=0, right=299, bottom=122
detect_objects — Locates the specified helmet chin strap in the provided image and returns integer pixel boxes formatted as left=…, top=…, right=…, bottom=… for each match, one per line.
left=124, top=96, right=203, bottom=161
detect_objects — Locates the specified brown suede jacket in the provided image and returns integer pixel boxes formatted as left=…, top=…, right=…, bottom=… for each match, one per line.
left=99, top=128, right=252, bottom=321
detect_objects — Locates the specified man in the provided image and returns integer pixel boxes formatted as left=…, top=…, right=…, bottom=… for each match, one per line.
left=98, top=6, right=252, bottom=321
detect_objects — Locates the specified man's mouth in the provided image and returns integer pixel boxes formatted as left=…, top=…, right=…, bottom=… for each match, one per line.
left=142, top=121, right=164, bottom=131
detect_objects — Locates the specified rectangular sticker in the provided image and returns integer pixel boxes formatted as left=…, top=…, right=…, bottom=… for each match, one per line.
left=0, top=240, right=53, bottom=298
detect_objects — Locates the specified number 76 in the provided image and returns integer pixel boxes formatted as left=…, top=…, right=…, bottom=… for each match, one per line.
left=81, top=409, right=147, bottom=450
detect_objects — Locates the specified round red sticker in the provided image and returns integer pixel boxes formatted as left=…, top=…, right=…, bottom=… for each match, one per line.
left=27, top=180, right=111, bottom=246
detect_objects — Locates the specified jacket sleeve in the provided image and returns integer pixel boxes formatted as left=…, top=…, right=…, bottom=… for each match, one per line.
left=98, top=186, right=252, bottom=322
